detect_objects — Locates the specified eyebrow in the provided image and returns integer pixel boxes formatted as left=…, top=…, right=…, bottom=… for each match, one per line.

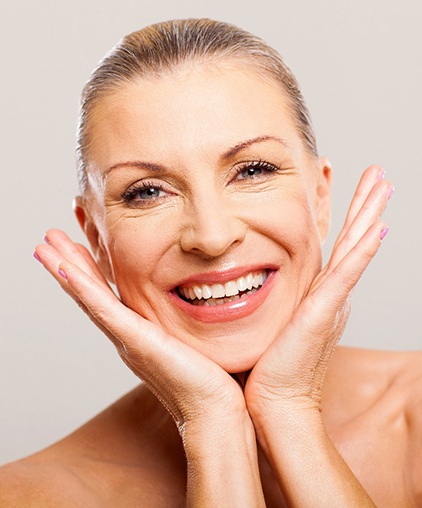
left=222, top=135, right=290, bottom=160
left=105, top=135, right=290, bottom=175
left=106, top=160, right=164, bottom=175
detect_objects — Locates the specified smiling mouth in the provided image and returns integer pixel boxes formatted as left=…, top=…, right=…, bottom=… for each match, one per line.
left=176, top=270, right=268, bottom=306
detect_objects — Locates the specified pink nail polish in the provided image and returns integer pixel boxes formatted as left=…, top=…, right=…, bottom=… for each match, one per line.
left=58, top=268, right=68, bottom=280
left=380, top=226, right=389, bottom=240
left=377, top=168, right=386, bottom=181
left=387, top=185, right=395, bottom=200
left=33, top=251, right=42, bottom=263
left=43, top=234, right=50, bottom=244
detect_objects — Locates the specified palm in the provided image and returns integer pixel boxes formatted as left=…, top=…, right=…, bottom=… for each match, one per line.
left=35, top=230, right=246, bottom=430
left=245, top=166, right=392, bottom=419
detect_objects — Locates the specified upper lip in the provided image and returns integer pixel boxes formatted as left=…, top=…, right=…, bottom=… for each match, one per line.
left=171, top=264, right=278, bottom=290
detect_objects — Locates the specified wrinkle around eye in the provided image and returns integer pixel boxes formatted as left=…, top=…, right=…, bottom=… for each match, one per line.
left=230, top=171, right=295, bottom=193
left=104, top=177, right=180, bottom=208
left=105, top=198, right=180, bottom=219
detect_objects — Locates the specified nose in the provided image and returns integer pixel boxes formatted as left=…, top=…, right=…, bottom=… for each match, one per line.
left=179, top=195, right=247, bottom=258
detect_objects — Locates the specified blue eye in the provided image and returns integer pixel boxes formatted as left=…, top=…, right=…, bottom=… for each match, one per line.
left=236, top=160, right=279, bottom=180
left=122, top=181, right=167, bottom=206
left=137, top=187, right=162, bottom=199
left=241, top=166, right=263, bottom=178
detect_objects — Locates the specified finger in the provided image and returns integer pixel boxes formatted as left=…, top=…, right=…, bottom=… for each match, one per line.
left=75, top=243, right=109, bottom=282
left=333, top=165, right=385, bottom=250
left=327, top=177, right=393, bottom=273
left=56, top=259, right=236, bottom=412
left=35, top=243, right=81, bottom=297
left=36, top=238, right=211, bottom=374
left=315, top=221, right=388, bottom=307
left=44, top=229, right=109, bottom=285
left=56, top=259, right=170, bottom=350
left=54, top=259, right=190, bottom=361
left=34, top=242, right=117, bottom=342
left=36, top=236, right=242, bottom=425
left=294, top=221, right=388, bottom=367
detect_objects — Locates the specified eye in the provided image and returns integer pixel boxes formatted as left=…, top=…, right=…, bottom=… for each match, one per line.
left=235, top=160, right=280, bottom=181
left=137, top=187, right=162, bottom=199
left=121, top=181, right=170, bottom=207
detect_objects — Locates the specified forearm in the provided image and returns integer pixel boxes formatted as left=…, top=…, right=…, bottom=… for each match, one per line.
left=257, top=409, right=375, bottom=507
left=183, top=413, right=265, bottom=507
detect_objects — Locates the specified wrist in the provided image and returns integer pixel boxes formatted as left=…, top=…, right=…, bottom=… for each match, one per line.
left=183, top=408, right=256, bottom=460
left=183, top=412, right=265, bottom=507
left=252, top=407, right=375, bottom=507
left=250, top=396, right=323, bottom=444
left=258, top=409, right=326, bottom=459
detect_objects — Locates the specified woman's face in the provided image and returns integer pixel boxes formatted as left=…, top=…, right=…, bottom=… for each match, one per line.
left=81, top=62, right=331, bottom=373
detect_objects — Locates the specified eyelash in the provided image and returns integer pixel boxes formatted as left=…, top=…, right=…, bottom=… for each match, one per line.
left=121, top=160, right=282, bottom=206
left=121, top=180, right=167, bottom=206
left=234, top=159, right=280, bottom=180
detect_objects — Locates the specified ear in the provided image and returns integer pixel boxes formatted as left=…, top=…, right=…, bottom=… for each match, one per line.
left=315, top=157, right=332, bottom=244
left=73, top=196, right=115, bottom=283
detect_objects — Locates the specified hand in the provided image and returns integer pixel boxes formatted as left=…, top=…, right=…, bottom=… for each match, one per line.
left=34, top=231, right=246, bottom=433
left=245, top=165, right=393, bottom=424
left=34, top=233, right=266, bottom=505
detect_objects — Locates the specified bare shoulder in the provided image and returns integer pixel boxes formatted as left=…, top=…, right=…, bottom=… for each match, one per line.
left=0, top=386, right=186, bottom=507
left=325, top=346, right=422, bottom=504
left=325, top=346, right=422, bottom=404
left=325, top=346, right=422, bottom=419
left=396, top=350, right=422, bottom=504
left=0, top=456, right=96, bottom=507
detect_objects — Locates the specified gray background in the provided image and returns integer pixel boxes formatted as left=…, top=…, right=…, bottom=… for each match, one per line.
left=1, top=0, right=421, bottom=465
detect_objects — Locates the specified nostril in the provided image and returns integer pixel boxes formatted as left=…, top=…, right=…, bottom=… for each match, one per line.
left=179, top=217, right=247, bottom=258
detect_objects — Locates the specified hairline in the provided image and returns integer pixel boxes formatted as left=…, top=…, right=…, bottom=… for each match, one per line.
left=79, top=56, right=318, bottom=195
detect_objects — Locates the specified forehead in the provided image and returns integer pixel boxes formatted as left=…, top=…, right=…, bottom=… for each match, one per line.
left=87, top=63, right=307, bottom=171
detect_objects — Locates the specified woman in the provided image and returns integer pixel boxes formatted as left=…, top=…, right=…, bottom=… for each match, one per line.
left=1, top=18, right=420, bottom=507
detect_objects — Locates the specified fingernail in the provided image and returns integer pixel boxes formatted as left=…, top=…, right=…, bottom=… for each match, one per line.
left=58, top=268, right=68, bottom=280
left=43, top=234, right=50, bottom=244
left=380, top=226, right=389, bottom=240
left=387, top=185, right=395, bottom=200
left=377, top=168, right=386, bottom=181
left=33, top=251, right=42, bottom=263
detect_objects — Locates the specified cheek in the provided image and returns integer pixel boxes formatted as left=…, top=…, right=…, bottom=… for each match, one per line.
left=276, top=211, right=322, bottom=286
left=249, top=186, right=322, bottom=263
left=104, top=217, right=173, bottom=311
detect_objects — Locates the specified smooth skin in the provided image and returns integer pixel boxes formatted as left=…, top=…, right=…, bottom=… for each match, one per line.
left=1, top=62, right=421, bottom=507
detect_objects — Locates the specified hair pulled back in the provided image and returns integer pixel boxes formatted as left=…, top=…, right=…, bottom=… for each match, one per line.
left=76, top=18, right=317, bottom=193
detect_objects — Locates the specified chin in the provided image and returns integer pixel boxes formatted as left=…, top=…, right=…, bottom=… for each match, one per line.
left=206, top=350, right=262, bottom=374
left=220, top=356, right=262, bottom=374
left=184, top=330, right=273, bottom=374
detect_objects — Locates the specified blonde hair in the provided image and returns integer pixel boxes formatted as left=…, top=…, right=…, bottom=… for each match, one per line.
left=76, top=18, right=317, bottom=192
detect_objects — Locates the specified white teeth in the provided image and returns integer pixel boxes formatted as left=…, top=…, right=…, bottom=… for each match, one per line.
left=193, top=285, right=203, bottom=300
left=179, top=270, right=268, bottom=302
left=211, top=284, right=225, bottom=298
left=203, top=296, right=238, bottom=306
left=224, top=281, right=239, bottom=297
left=202, top=284, right=212, bottom=299
left=236, top=276, right=247, bottom=292
left=253, top=272, right=263, bottom=288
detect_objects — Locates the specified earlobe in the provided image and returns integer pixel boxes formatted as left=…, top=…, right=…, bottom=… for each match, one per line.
left=73, top=196, right=88, bottom=232
left=73, top=196, right=115, bottom=283
left=315, top=157, right=332, bottom=244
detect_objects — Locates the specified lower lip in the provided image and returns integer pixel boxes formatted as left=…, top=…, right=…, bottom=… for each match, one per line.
left=169, top=270, right=277, bottom=323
